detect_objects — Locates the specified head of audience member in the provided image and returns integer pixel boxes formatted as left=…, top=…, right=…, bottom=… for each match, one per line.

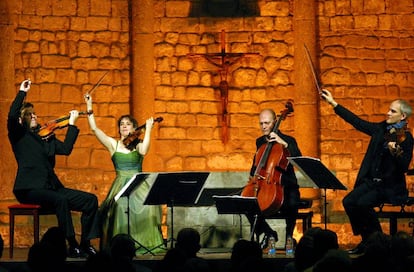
left=175, top=228, right=202, bottom=258
left=40, top=226, right=67, bottom=262
left=84, top=250, right=113, bottom=272
left=0, top=234, right=3, bottom=259
left=28, top=241, right=65, bottom=272
left=153, top=247, right=187, bottom=272
left=288, top=227, right=338, bottom=272
left=182, top=256, right=211, bottom=272
left=109, top=233, right=136, bottom=261
left=352, top=231, right=392, bottom=272
left=293, top=227, right=323, bottom=271
left=230, top=239, right=262, bottom=272
left=312, top=249, right=352, bottom=272
left=313, top=229, right=339, bottom=261
left=389, top=231, right=414, bottom=272
left=27, top=226, right=68, bottom=272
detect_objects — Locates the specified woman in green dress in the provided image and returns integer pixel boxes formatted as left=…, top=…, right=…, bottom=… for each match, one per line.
left=85, top=94, right=164, bottom=253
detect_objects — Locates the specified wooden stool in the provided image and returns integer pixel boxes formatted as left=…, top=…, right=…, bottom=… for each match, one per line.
left=8, top=203, right=53, bottom=258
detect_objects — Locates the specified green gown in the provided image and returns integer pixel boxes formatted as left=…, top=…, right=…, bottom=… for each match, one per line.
left=99, top=145, right=164, bottom=253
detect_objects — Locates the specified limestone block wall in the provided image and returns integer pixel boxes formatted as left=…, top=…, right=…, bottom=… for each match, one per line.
left=317, top=0, right=414, bottom=243
left=0, top=0, right=414, bottom=249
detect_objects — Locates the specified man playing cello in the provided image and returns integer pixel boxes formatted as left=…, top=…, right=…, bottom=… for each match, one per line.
left=244, top=108, right=302, bottom=250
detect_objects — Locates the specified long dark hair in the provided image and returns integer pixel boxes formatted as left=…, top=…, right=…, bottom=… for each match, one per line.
left=117, top=115, right=138, bottom=135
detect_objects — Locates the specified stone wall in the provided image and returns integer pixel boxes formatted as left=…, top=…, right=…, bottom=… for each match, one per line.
left=0, top=0, right=413, bottom=249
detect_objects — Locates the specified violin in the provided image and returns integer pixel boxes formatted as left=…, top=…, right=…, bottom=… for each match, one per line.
left=384, top=125, right=408, bottom=157
left=241, top=101, right=294, bottom=215
left=123, top=117, right=163, bottom=151
left=385, top=126, right=407, bottom=145
left=38, top=112, right=88, bottom=139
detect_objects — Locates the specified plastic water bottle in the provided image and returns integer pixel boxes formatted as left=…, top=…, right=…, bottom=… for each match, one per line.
left=267, top=236, right=276, bottom=257
left=286, top=236, right=294, bottom=257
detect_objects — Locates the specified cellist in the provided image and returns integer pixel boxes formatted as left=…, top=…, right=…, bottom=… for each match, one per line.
left=245, top=108, right=302, bottom=250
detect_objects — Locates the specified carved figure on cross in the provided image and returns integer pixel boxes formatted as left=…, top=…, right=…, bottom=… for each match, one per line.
left=187, top=29, right=258, bottom=144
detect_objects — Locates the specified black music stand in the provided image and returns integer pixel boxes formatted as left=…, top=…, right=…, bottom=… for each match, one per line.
left=144, top=172, right=210, bottom=249
left=114, top=173, right=154, bottom=255
left=287, top=156, right=347, bottom=229
left=213, top=195, right=261, bottom=241
left=195, top=187, right=244, bottom=206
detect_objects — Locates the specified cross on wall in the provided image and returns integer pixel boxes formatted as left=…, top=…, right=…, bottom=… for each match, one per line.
left=187, top=30, right=258, bottom=144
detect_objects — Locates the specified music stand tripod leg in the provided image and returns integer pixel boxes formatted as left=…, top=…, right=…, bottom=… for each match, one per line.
left=249, top=214, right=259, bottom=241
left=164, top=200, right=177, bottom=248
left=146, top=201, right=176, bottom=252
left=125, top=195, right=155, bottom=255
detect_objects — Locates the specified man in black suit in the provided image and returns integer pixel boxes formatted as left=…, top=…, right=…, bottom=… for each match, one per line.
left=7, top=79, right=100, bottom=258
left=321, top=89, right=413, bottom=254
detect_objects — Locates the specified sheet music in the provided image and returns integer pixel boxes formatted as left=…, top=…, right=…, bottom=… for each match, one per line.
left=114, top=173, right=138, bottom=202
left=114, top=173, right=154, bottom=201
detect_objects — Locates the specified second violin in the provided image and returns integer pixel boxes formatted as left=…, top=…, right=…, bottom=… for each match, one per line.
left=123, top=117, right=163, bottom=150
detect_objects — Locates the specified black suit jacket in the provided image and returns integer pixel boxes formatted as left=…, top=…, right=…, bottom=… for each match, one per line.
left=7, top=91, right=79, bottom=192
left=334, top=104, right=413, bottom=201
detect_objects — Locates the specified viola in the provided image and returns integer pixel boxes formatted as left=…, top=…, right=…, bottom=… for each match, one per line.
left=385, top=126, right=407, bottom=145
left=241, top=101, right=294, bottom=216
left=123, top=117, right=163, bottom=151
left=38, top=112, right=88, bottom=139
left=384, top=125, right=408, bottom=157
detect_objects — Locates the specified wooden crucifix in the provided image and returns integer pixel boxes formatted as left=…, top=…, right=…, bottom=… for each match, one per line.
left=187, top=30, right=258, bottom=144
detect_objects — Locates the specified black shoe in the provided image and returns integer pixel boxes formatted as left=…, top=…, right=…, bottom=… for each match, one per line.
left=82, top=245, right=98, bottom=256
left=347, top=241, right=366, bottom=255
left=68, top=246, right=87, bottom=258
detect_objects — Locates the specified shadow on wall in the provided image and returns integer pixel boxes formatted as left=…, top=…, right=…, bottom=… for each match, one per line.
left=202, top=225, right=240, bottom=248
left=190, top=0, right=260, bottom=17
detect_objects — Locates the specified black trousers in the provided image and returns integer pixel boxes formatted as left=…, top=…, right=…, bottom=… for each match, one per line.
left=246, top=186, right=300, bottom=239
left=15, top=187, right=100, bottom=243
left=342, top=180, right=384, bottom=240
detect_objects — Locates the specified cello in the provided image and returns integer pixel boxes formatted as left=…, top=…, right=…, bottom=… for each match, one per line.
left=241, top=101, right=294, bottom=216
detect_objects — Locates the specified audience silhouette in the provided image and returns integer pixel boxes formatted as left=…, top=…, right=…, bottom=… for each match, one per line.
left=27, top=226, right=77, bottom=272
left=110, top=233, right=151, bottom=272
left=83, top=250, right=113, bottom=272
left=5, top=225, right=414, bottom=272
left=284, top=227, right=339, bottom=272
left=352, top=231, right=414, bottom=272
left=0, top=234, right=9, bottom=272
left=153, top=227, right=210, bottom=272
left=310, top=249, right=352, bottom=272
left=230, top=239, right=267, bottom=272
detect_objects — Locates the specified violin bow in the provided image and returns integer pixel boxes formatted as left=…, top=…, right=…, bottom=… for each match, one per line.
left=303, top=44, right=323, bottom=94
left=85, top=71, right=109, bottom=96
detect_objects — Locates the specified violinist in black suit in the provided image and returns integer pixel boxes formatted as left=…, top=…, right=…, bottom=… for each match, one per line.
left=321, top=89, right=413, bottom=254
left=7, top=79, right=100, bottom=258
